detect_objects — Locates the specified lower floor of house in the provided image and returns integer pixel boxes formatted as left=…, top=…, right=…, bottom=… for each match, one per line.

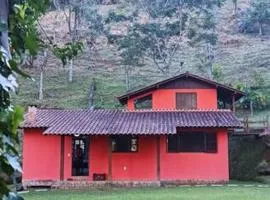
left=22, top=128, right=229, bottom=186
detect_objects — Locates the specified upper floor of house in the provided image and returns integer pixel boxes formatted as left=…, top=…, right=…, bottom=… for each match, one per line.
left=117, top=72, right=245, bottom=111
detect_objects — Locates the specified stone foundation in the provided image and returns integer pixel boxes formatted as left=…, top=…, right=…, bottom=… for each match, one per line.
left=23, top=180, right=228, bottom=189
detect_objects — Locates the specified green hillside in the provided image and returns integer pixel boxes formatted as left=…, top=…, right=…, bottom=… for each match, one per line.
left=12, top=0, right=270, bottom=120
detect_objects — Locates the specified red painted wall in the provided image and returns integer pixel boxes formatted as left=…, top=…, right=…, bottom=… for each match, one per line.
left=61, top=135, right=157, bottom=181
left=63, top=136, right=72, bottom=180
left=89, top=136, right=109, bottom=180
left=127, top=89, right=217, bottom=110
left=23, top=129, right=228, bottom=182
left=22, top=128, right=61, bottom=181
left=160, top=129, right=229, bottom=182
left=111, top=136, right=157, bottom=181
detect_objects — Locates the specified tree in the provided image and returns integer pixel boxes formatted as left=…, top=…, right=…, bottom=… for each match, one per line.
left=38, top=50, right=49, bottom=100
left=63, top=0, right=82, bottom=82
left=232, top=0, right=237, bottom=15
left=244, top=0, right=270, bottom=35
left=0, top=0, right=82, bottom=198
left=115, top=30, right=145, bottom=90
left=48, top=0, right=105, bottom=83
left=107, top=0, right=223, bottom=77
left=236, top=83, right=267, bottom=116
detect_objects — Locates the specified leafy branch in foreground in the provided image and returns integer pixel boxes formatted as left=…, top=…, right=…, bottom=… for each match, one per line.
left=0, top=0, right=83, bottom=198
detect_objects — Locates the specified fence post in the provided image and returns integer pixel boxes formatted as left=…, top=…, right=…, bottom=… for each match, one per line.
left=266, top=115, right=269, bottom=129
left=246, top=116, right=249, bottom=134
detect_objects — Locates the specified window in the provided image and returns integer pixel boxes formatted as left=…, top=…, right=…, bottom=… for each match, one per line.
left=176, top=93, right=197, bottom=109
left=134, top=95, right=152, bottom=109
left=72, top=136, right=89, bottom=176
left=167, top=132, right=217, bottom=153
left=111, top=135, right=138, bottom=152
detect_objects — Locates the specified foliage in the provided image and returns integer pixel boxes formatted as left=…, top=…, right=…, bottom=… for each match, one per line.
left=53, top=42, right=83, bottom=66
left=212, top=64, right=224, bottom=82
left=105, top=11, right=133, bottom=23
left=0, top=107, right=24, bottom=197
left=0, top=0, right=84, bottom=196
left=0, top=0, right=81, bottom=198
left=240, top=0, right=270, bottom=35
left=0, top=0, right=50, bottom=198
left=84, top=9, right=106, bottom=38
left=106, top=0, right=223, bottom=74
left=229, top=136, right=266, bottom=181
left=235, top=83, right=268, bottom=110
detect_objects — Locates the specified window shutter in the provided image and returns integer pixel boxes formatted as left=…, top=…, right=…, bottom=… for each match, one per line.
left=176, top=93, right=197, bottom=109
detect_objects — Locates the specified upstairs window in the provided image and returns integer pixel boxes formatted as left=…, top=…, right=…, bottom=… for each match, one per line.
left=111, top=135, right=138, bottom=152
left=167, top=132, right=217, bottom=153
left=176, top=93, right=197, bottom=109
left=134, top=95, right=152, bottom=110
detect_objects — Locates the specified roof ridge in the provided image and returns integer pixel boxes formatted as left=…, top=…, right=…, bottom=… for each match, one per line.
left=30, top=108, right=232, bottom=113
left=122, top=109, right=232, bottom=112
left=35, top=108, right=120, bottom=112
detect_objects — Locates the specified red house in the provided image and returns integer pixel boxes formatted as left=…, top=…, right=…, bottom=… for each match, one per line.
left=21, top=72, right=244, bottom=188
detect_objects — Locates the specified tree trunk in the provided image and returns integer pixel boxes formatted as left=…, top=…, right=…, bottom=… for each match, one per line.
left=259, top=22, right=263, bottom=36
left=68, top=59, right=73, bottom=82
left=250, top=100, right=254, bottom=116
left=52, top=0, right=61, bottom=10
left=39, top=70, right=44, bottom=100
left=125, top=65, right=130, bottom=91
left=0, top=0, right=11, bottom=60
left=38, top=51, right=47, bottom=100
left=206, top=43, right=214, bottom=79
left=207, top=62, right=213, bottom=79
left=88, top=79, right=96, bottom=109
left=233, top=1, right=237, bottom=16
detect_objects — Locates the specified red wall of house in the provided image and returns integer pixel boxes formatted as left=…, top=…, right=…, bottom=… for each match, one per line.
left=23, top=129, right=228, bottom=182
left=61, top=135, right=157, bottom=181
left=160, top=129, right=229, bottom=182
left=111, top=136, right=157, bottom=181
left=89, top=136, right=109, bottom=180
left=22, top=128, right=61, bottom=181
left=63, top=136, right=72, bottom=180
left=127, top=89, right=217, bottom=110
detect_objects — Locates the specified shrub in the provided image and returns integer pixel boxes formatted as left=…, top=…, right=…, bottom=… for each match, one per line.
left=229, top=136, right=266, bottom=181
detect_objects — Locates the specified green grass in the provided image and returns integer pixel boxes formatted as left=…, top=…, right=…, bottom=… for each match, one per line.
left=21, top=186, right=270, bottom=200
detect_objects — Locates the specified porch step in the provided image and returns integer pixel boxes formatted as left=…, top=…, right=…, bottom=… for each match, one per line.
left=23, top=180, right=161, bottom=189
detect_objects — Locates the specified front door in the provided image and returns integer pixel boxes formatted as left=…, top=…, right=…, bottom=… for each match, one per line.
left=72, top=136, right=89, bottom=176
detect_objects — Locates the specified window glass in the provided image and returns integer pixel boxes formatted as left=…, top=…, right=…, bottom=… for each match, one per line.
left=134, top=95, right=152, bottom=109
left=112, top=135, right=138, bottom=152
left=167, top=132, right=217, bottom=153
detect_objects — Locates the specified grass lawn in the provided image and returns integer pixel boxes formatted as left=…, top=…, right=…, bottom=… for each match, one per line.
left=21, top=186, right=270, bottom=200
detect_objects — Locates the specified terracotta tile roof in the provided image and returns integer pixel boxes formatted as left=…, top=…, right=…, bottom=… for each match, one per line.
left=21, top=108, right=242, bottom=135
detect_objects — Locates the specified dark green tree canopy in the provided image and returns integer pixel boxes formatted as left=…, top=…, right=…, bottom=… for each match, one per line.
left=106, top=0, right=222, bottom=74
